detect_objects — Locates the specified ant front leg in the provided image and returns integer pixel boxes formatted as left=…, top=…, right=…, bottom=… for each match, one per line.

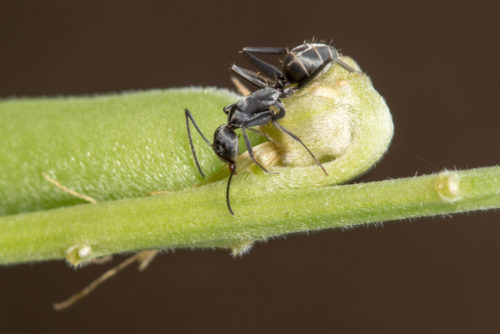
left=240, top=127, right=277, bottom=175
left=231, top=65, right=270, bottom=89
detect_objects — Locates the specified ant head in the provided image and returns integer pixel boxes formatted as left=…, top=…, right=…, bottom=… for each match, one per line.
left=212, top=125, right=239, bottom=164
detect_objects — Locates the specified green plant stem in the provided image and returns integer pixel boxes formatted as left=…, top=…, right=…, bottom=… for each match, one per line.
left=0, top=166, right=498, bottom=265
left=1, top=60, right=498, bottom=267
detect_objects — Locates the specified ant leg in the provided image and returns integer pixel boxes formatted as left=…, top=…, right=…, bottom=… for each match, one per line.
left=241, top=128, right=277, bottom=174
left=225, top=163, right=237, bottom=215
left=272, top=120, right=328, bottom=175
left=243, top=46, right=288, bottom=55
left=336, top=58, right=359, bottom=73
left=231, top=65, right=269, bottom=89
left=185, top=109, right=212, bottom=177
left=241, top=49, right=285, bottom=81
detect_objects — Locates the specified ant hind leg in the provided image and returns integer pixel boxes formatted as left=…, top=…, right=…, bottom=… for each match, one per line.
left=272, top=120, right=328, bottom=175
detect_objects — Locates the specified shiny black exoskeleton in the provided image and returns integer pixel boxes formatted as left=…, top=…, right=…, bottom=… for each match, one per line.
left=232, top=42, right=358, bottom=92
left=185, top=86, right=327, bottom=215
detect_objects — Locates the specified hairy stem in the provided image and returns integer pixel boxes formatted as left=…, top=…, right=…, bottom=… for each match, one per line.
left=0, top=166, right=498, bottom=265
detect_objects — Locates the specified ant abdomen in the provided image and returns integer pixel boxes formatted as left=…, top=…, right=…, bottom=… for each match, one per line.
left=282, top=44, right=340, bottom=87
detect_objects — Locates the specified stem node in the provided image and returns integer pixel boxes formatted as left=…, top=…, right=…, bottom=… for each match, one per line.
left=435, top=170, right=461, bottom=202
left=66, top=245, right=93, bottom=267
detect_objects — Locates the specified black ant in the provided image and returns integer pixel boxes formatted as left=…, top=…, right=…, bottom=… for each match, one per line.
left=185, top=79, right=327, bottom=215
left=231, top=42, right=358, bottom=93
left=185, top=42, right=356, bottom=215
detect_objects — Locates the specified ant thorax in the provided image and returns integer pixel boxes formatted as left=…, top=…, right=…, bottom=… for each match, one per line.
left=235, top=88, right=280, bottom=112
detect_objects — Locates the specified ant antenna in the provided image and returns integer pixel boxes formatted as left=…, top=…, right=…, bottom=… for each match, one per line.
left=226, top=163, right=237, bottom=215
left=185, top=109, right=212, bottom=177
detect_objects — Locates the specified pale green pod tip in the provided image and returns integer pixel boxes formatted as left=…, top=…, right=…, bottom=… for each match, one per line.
left=206, top=56, right=394, bottom=192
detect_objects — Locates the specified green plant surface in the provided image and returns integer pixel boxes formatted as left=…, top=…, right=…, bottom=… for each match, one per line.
left=0, top=167, right=498, bottom=265
left=0, top=56, right=498, bottom=266
left=0, top=88, right=240, bottom=215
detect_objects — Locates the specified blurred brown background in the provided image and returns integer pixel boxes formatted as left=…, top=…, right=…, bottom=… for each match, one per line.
left=0, top=0, right=498, bottom=333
